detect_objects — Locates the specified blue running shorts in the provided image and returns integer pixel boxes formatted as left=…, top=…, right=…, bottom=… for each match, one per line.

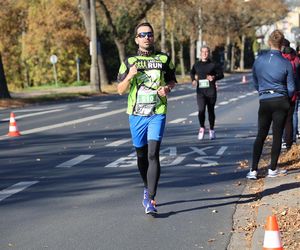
left=129, top=114, right=166, bottom=148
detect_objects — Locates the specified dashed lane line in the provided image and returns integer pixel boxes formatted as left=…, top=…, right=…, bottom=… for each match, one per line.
left=1, top=109, right=65, bottom=122
left=55, top=155, right=94, bottom=168
left=79, top=104, right=93, bottom=108
left=105, top=139, right=131, bottom=147
left=85, top=106, right=107, bottom=110
left=0, top=181, right=39, bottom=202
left=169, top=118, right=187, bottom=124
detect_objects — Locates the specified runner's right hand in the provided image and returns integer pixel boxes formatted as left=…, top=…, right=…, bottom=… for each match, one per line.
left=128, top=64, right=138, bottom=80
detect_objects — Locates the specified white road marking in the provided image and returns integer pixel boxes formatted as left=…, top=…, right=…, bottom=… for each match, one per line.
left=0, top=181, right=39, bottom=202
left=55, top=155, right=94, bottom=168
left=13, top=106, right=66, bottom=113
left=168, top=93, right=195, bottom=101
left=228, top=98, right=239, bottom=102
left=185, top=163, right=219, bottom=167
left=218, top=101, right=229, bottom=105
left=1, top=109, right=65, bottom=121
left=79, top=104, right=93, bottom=108
left=100, top=101, right=112, bottom=104
left=216, top=146, right=228, bottom=156
left=169, top=118, right=187, bottom=124
left=105, top=139, right=131, bottom=147
left=85, top=106, right=107, bottom=110
left=189, top=112, right=198, bottom=116
left=0, top=108, right=126, bottom=140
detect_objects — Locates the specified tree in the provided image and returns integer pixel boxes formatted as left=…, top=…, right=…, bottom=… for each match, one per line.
left=0, top=53, right=11, bottom=99
left=97, top=0, right=156, bottom=63
left=79, top=0, right=109, bottom=91
left=23, top=0, right=90, bottom=85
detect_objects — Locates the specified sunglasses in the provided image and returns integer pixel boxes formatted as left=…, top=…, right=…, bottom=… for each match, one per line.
left=136, top=32, right=154, bottom=38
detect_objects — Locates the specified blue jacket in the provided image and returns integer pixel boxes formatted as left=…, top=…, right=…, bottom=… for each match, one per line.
left=252, top=50, right=295, bottom=100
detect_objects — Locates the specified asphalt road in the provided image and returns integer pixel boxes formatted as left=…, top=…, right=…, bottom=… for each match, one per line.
left=0, top=73, right=259, bottom=250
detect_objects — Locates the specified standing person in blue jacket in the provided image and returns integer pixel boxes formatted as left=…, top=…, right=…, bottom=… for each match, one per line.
left=247, top=30, right=295, bottom=180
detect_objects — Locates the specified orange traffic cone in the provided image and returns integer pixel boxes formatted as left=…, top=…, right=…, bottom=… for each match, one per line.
left=242, top=75, right=247, bottom=83
left=263, top=215, right=283, bottom=250
left=7, top=112, right=21, bottom=137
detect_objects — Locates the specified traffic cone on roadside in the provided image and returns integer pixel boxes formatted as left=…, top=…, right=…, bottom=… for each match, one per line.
left=242, top=75, right=247, bottom=83
left=263, top=215, right=284, bottom=250
left=7, top=112, right=21, bottom=137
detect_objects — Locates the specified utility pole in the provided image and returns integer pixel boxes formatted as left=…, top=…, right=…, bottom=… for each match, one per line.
left=90, top=0, right=100, bottom=91
left=197, top=6, right=203, bottom=59
left=160, top=0, right=166, bottom=53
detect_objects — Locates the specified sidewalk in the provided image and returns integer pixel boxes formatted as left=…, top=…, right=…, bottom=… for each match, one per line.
left=228, top=144, right=300, bottom=250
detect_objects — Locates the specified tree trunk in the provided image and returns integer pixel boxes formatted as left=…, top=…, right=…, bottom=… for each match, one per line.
left=240, top=34, right=245, bottom=71
left=97, top=40, right=109, bottom=88
left=170, top=31, right=175, bottom=65
left=79, top=0, right=91, bottom=38
left=190, top=36, right=196, bottom=69
left=179, top=43, right=185, bottom=78
left=230, top=44, right=235, bottom=72
left=0, top=53, right=11, bottom=99
left=90, top=0, right=100, bottom=92
left=224, top=35, right=231, bottom=72
left=114, top=38, right=126, bottom=64
left=160, top=0, right=166, bottom=52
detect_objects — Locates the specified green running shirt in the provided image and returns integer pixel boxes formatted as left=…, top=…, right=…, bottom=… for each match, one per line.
left=118, top=52, right=176, bottom=116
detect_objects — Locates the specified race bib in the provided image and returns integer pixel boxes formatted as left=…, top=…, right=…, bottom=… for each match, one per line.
left=134, top=86, right=158, bottom=116
left=198, top=79, right=210, bottom=88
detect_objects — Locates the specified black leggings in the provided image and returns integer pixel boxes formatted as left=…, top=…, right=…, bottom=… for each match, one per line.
left=135, top=140, right=161, bottom=200
left=283, top=102, right=295, bottom=148
left=251, top=97, right=290, bottom=171
left=197, top=92, right=217, bottom=130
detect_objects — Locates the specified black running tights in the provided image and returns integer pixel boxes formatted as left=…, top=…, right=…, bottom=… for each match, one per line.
left=135, top=140, right=161, bottom=200
left=197, top=93, right=217, bottom=129
left=251, top=97, right=290, bottom=171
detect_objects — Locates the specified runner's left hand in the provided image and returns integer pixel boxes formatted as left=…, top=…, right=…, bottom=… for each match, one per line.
left=157, top=86, right=170, bottom=97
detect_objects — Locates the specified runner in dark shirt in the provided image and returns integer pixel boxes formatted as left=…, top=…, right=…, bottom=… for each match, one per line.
left=190, top=46, right=224, bottom=140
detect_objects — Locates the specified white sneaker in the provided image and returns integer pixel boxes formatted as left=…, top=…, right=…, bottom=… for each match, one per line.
left=267, top=169, right=287, bottom=178
left=198, top=127, right=205, bottom=140
left=209, top=130, right=216, bottom=140
left=246, top=170, right=257, bottom=180
left=281, top=142, right=287, bottom=149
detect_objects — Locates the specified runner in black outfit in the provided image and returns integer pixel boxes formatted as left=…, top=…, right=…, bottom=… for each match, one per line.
left=190, top=46, right=224, bottom=140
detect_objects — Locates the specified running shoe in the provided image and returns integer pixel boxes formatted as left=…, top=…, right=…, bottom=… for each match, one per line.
left=142, top=188, right=149, bottom=208
left=145, top=200, right=157, bottom=214
left=281, top=142, right=287, bottom=149
left=198, top=127, right=205, bottom=140
left=209, top=130, right=216, bottom=140
left=267, top=169, right=287, bottom=178
left=246, top=170, right=257, bottom=180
